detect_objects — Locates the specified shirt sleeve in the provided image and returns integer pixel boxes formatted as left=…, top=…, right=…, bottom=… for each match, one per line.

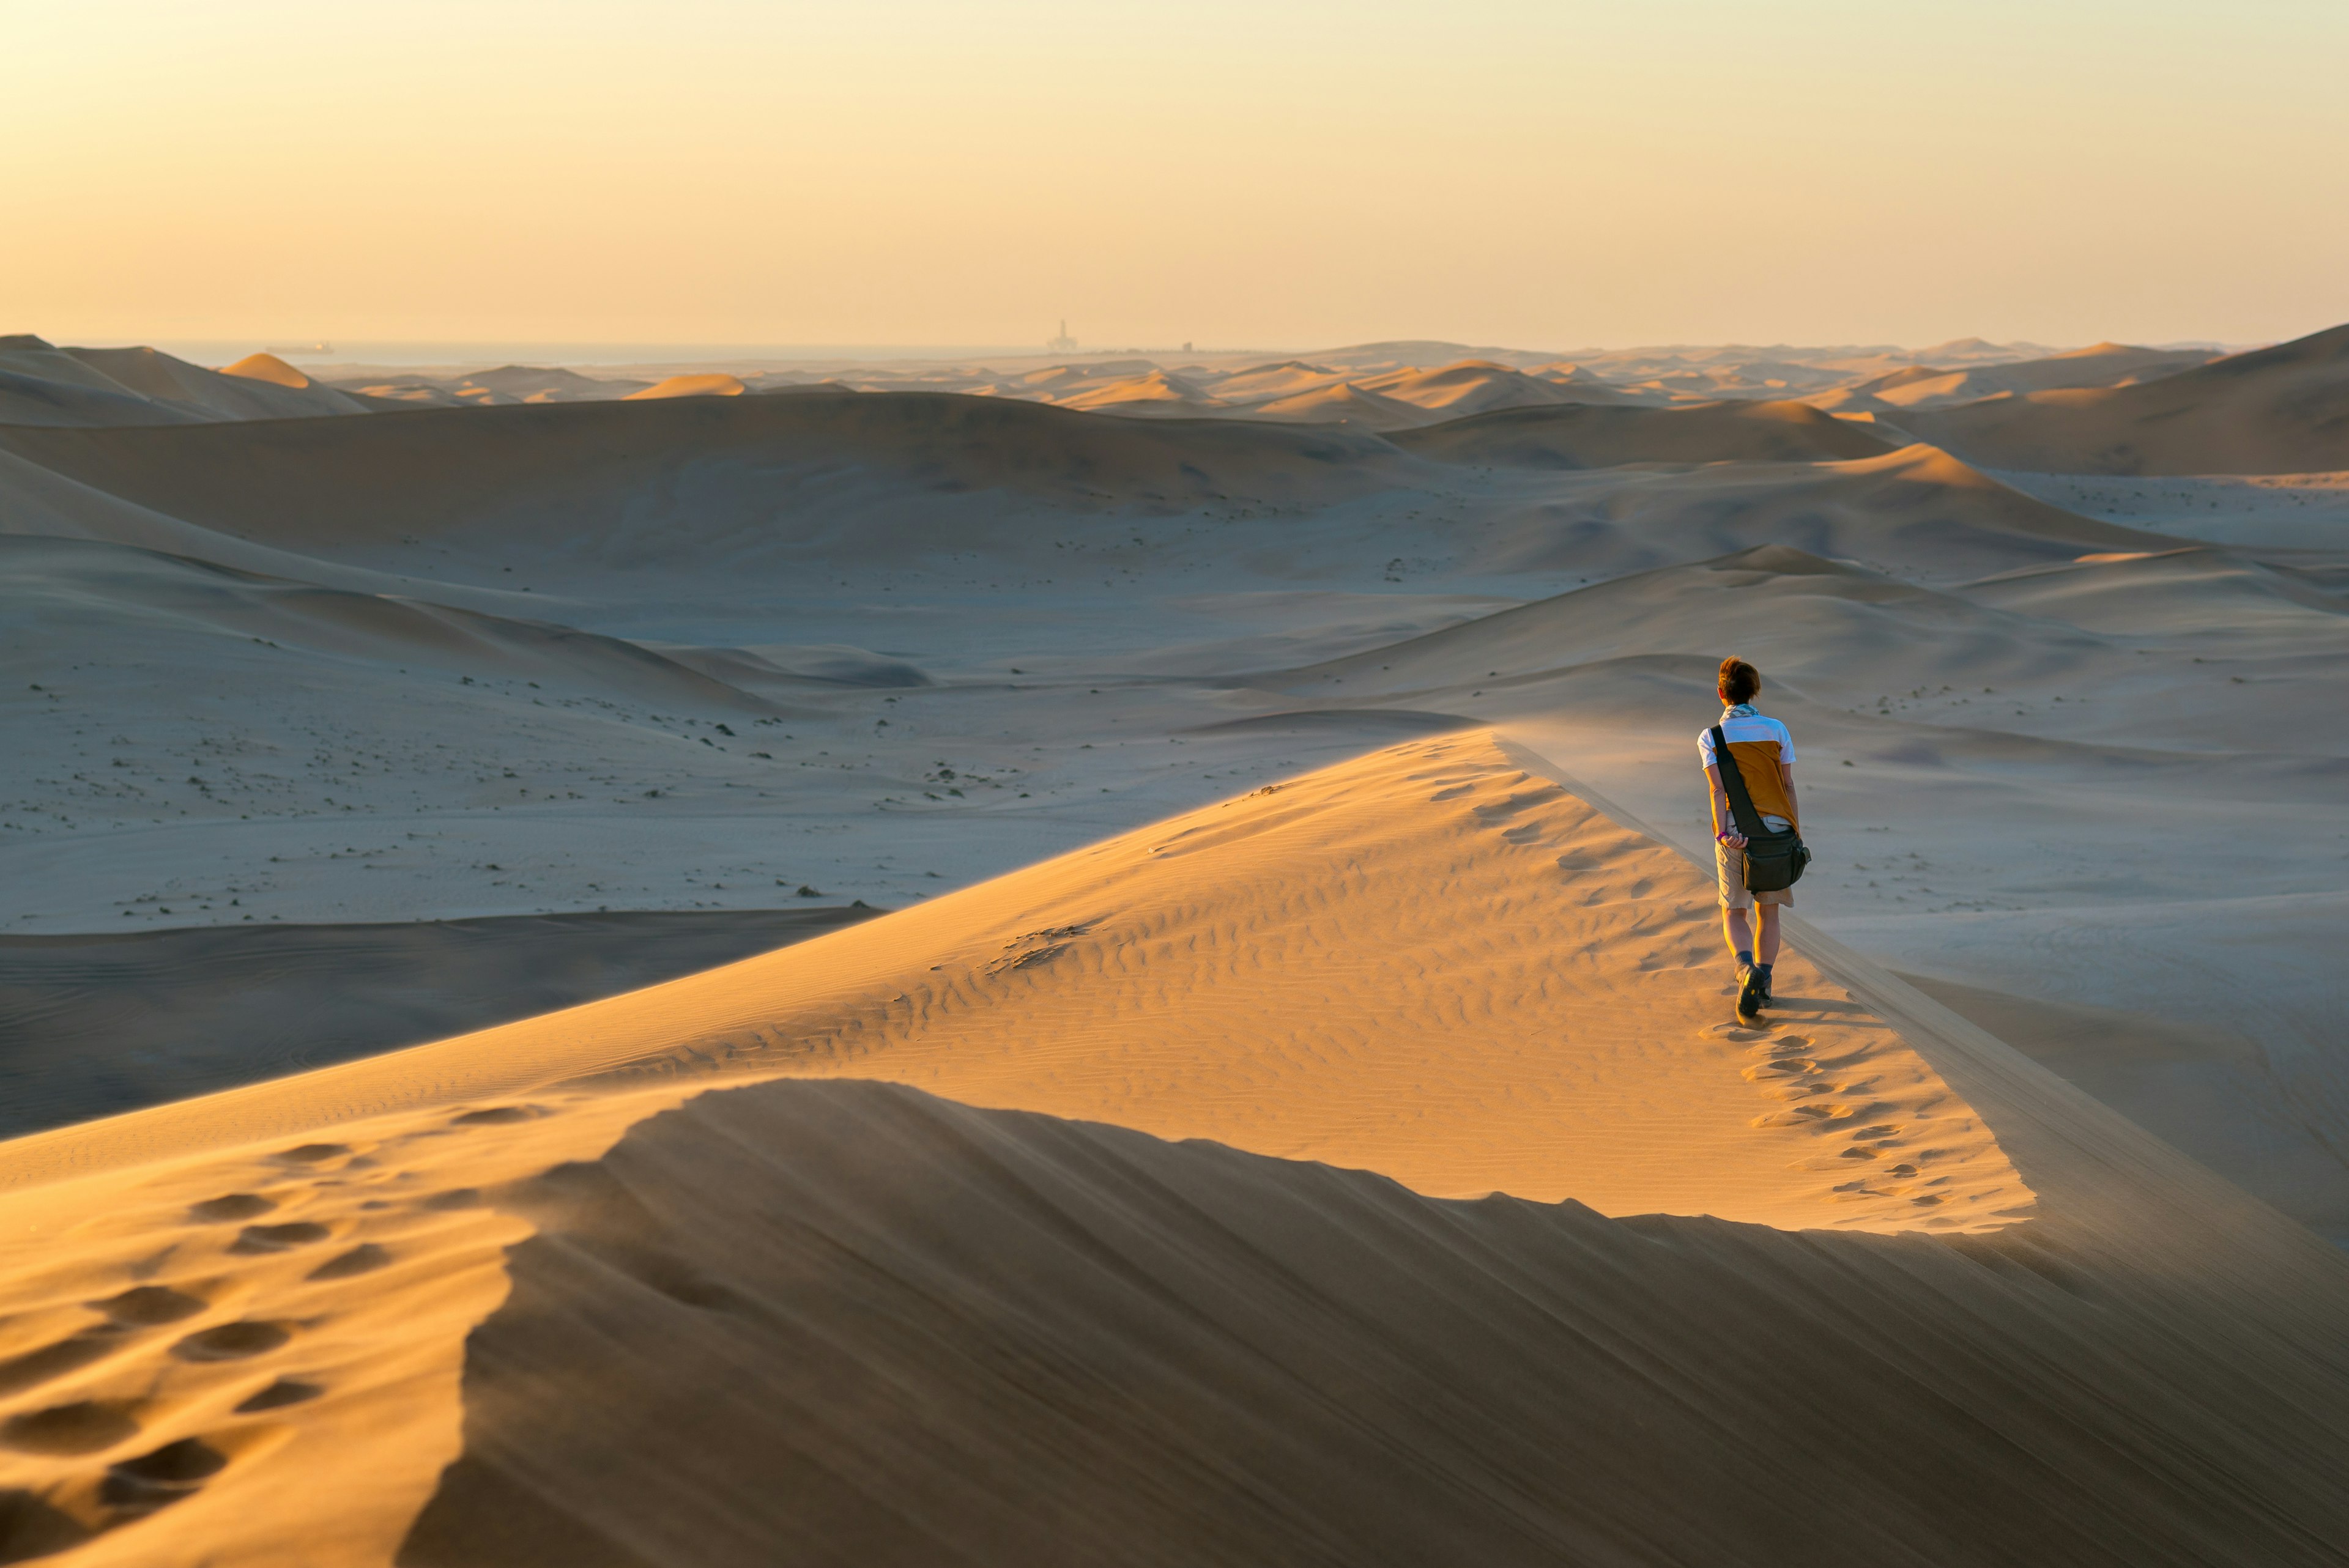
left=1698, top=728, right=1716, bottom=767
left=1775, top=722, right=1797, bottom=765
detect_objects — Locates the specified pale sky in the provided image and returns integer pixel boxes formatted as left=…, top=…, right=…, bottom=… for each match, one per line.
left=8, top=0, right=2346, bottom=352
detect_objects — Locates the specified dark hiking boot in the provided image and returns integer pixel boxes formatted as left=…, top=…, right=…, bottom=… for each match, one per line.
left=1735, top=964, right=1765, bottom=1023
left=1753, top=963, right=1773, bottom=1005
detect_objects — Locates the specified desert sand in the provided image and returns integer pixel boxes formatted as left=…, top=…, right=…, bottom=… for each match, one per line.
left=2, top=322, right=2347, bottom=1563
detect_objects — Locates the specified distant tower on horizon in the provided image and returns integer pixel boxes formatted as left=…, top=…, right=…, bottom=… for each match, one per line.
left=1046, top=319, right=1078, bottom=354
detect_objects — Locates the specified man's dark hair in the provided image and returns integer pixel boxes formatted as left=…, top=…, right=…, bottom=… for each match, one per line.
left=1718, top=657, right=1760, bottom=704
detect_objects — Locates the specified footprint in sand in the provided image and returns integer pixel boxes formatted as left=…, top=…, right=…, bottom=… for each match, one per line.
left=234, top=1379, right=322, bottom=1413
left=169, top=1322, right=292, bottom=1363
left=187, top=1193, right=276, bottom=1223
left=99, top=1435, right=228, bottom=1516
left=270, top=1144, right=351, bottom=1167
left=450, top=1104, right=547, bottom=1126
left=0, top=1400, right=142, bottom=1455
left=307, top=1244, right=391, bottom=1281
left=228, top=1222, right=331, bottom=1256
left=0, top=1335, right=120, bottom=1398
left=93, top=1287, right=205, bottom=1326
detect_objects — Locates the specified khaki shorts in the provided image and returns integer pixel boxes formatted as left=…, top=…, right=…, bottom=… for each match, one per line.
left=1716, top=837, right=1794, bottom=910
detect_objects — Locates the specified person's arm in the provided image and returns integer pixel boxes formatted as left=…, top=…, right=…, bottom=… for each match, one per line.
left=1705, top=763, right=1746, bottom=848
left=1779, top=761, right=1798, bottom=832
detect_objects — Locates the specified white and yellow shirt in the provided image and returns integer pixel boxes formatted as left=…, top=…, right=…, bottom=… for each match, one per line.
left=1699, top=709, right=1798, bottom=831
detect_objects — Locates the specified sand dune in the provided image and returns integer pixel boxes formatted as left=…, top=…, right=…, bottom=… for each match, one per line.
left=1356, top=358, right=1583, bottom=416
left=621, top=374, right=745, bottom=401
left=1961, top=544, right=2349, bottom=638
left=0, top=337, right=374, bottom=426
left=1245, top=380, right=1425, bottom=429
left=0, top=394, right=1416, bottom=553
left=1193, top=358, right=1346, bottom=401
left=1447, top=443, right=2175, bottom=582
left=1810, top=342, right=2216, bottom=415
left=2, top=737, right=2345, bottom=1564
left=1055, top=369, right=1224, bottom=414
left=1388, top=398, right=1893, bottom=467
left=1905, top=322, right=2349, bottom=473
left=0, top=535, right=786, bottom=714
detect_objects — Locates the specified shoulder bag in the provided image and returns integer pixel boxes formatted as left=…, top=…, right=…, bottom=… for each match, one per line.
left=1710, top=725, right=1810, bottom=893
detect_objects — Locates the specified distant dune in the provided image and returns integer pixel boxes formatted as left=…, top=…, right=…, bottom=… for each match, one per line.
left=1248, top=380, right=1425, bottom=429
left=1811, top=342, right=2217, bottom=415
left=1389, top=399, right=1894, bottom=468
left=0, top=393, right=1416, bottom=550
left=623, top=372, right=746, bottom=400
left=0, top=336, right=374, bottom=425
left=1057, top=368, right=1224, bottom=414
left=1903, top=322, right=2349, bottom=473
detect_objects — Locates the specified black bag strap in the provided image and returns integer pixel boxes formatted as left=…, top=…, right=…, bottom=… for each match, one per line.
left=1710, top=724, right=1768, bottom=839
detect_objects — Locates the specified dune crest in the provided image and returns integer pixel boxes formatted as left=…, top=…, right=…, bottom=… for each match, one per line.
left=0, top=733, right=2027, bottom=1228
left=218, top=353, right=314, bottom=390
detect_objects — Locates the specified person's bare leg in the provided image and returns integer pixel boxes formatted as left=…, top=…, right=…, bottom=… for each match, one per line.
left=1722, top=907, right=1753, bottom=961
left=1756, top=905, right=1781, bottom=965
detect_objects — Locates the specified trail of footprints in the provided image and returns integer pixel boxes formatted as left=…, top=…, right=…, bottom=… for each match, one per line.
left=0, top=1100, right=563, bottom=1562
left=1728, top=1026, right=1980, bottom=1227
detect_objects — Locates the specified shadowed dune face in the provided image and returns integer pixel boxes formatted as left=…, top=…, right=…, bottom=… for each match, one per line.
left=395, top=1077, right=2349, bottom=1568
left=1902, top=322, right=2349, bottom=475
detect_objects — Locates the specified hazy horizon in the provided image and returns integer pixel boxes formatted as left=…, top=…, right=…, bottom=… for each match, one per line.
left=10, top=1, right=2345, bottom=351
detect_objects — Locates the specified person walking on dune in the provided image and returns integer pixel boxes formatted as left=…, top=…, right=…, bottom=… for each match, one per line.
left=1702, top=657, right=1804, bottom=1023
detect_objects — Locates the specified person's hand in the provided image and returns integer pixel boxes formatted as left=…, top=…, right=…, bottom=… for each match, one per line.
left=1717, top=829, right=1748, bottom=849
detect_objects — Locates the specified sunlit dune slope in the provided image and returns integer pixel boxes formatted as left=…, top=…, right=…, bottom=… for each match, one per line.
left=621, top=373, right=744, bottom=400
left=1247, top=380, right=1425, bottom=429
left=1058, top=369, right=1225, bottom=413
left=1356, top=359, right=1581, bottom=416
left=1388, top=398, right=1893, bottom=467
left=0, top=733, right=2027, bottom=1229
left=6, top=739, right=2348, bottom=1567
left=1904, top=320, right=2349, bottom=473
